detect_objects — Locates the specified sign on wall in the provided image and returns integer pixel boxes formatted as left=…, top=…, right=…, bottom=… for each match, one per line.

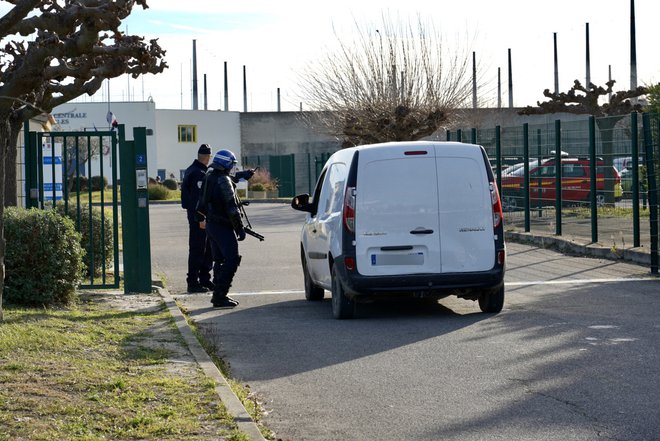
left=42, top=140, right=63, bottom=205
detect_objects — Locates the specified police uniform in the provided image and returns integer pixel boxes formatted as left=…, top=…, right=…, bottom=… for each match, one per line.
left=181, top=144, right=213, bottom=292
left=199, top=149, right=246, bottom=308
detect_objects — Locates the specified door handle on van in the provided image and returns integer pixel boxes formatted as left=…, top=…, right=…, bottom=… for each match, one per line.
left=410, top=229, right=434, bottom=235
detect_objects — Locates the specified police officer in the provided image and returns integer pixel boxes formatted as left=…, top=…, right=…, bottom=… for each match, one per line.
left=198, top=149, right=247, bottom=308
left=181, top=144, right=213, bottom=293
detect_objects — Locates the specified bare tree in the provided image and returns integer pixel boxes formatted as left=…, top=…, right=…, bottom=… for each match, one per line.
left=0, top=0, right=166, bottom=321
left=298, top=15, right=477, bottom=147
left=519, top=80, right=647, bottom=204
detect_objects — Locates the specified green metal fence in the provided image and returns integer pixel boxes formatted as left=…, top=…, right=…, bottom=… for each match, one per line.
left=449, top=112, right=659, bottom=274
left=25, top=130, right=121, bottom=288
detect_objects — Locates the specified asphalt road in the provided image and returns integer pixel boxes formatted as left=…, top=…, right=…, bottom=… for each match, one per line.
left=150, top=203, right=660, bottom=441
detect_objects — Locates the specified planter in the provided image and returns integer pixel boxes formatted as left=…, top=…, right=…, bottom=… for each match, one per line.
left=249, top=190, right=267, bottom=199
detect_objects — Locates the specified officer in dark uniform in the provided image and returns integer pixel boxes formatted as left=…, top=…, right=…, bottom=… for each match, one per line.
left=197, top=149, right=248, bottom=308
left=181, top=144, right=213, bottom=293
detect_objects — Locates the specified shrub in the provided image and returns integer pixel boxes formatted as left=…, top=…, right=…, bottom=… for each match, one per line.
left=68, top=175, right=88, bottom=191
left=148, top=183, right=170, bottom=200
left=56, top=202, right=113, bottom=276
left=89, top=175, right=108, bottom=192
left=163, top=178, right=179, bottom=190
left=247, top=168, right=278, bottom=191
left=3, top=207, right=84, bottom=306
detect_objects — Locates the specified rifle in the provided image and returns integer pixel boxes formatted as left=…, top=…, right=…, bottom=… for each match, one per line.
left=235, top=191, right=265, bottom=241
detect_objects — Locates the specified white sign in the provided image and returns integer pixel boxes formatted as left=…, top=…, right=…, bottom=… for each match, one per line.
left=42, top=140, right=63, bottom=205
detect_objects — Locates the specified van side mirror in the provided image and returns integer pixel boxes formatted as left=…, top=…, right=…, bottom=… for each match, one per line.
left=291, top=194, right=313, bottom=212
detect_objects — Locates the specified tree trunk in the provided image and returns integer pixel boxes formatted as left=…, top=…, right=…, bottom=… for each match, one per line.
left=3, top=118, right=23, bottom=207
left=0, top=114, right=9, bottom=322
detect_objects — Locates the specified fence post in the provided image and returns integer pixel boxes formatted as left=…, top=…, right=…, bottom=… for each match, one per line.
left=457, top=129, right=462, bottom=143
left=523, top=123, right=530, bottom=232
left=536, top=129, right=543, bottom=218
left=119, top=125, right=153, bottom=293
left=446, top=130, right=451, bottom=142
left=471, top=128, right=477, bottom=144
left=631, top=112, right=640, bottom=247
left=642, top=113, right=658, bottom=274
left=555, top=120, right=562, bottom=235
left=495, top=126, right=502, bottom=192
left=589, top=116, right=598, bottom=243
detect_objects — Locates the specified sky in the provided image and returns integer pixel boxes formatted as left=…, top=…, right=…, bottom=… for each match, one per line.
left=71, top=0, right=660, bottom=112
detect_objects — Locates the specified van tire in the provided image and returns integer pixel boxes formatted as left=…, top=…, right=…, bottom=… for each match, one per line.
left=478, top=286, right=504, bottom=313
left=303, top=258, right=324, bottom=301
left=331, top=264, right=355, bottom=319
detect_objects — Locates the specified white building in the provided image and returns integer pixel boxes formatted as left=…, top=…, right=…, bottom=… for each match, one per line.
left=50, top=101, right=242, bottom=182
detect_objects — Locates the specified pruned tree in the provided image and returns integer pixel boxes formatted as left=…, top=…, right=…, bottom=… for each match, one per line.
left=0, top=0, right=167, bottom=321
left=519, top=79, right=648, bottom=204
left=298, top=15, right=477, bottom=147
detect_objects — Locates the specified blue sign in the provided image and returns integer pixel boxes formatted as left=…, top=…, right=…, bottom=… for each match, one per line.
left=43, top=156, right=63, bottom=165
left=136, top=154, right=146, bottom=166
left=43, top=183, right=63, bottom=192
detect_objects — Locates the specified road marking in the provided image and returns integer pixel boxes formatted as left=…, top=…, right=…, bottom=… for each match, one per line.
left=232, top=289, right=306, bottom=296
left=506, top=277, right=658, bottom=286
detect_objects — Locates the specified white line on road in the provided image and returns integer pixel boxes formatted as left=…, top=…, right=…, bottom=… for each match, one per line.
left=506, top=277, right=658, bottom=286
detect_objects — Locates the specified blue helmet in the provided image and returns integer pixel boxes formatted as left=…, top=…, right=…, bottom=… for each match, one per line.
left=212, top=149, right=237, bottom=170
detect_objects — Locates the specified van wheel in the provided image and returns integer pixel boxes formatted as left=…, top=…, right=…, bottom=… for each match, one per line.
left=303, top=259, right=324, bottom=301
left=478, top=286, right=504, bottom=313
left=595, top=192, right=605, bottom=208
left=331, top=265, right=355, bottom=319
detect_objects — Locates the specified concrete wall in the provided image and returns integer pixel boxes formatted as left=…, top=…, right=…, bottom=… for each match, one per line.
left=51, top=101, right=158, bottom=181
left=240, top=112, right=341, bottom=194
left=155, top=109, right=241, bottom=180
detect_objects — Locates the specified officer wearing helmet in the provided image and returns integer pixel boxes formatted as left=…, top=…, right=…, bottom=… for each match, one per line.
left=197, top=149, right=247, bottom=308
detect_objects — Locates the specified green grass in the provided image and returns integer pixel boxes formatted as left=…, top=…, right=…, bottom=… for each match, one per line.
left=0, top=293, right=244, bottom=440
left=176, top=301, right=276, bottom=441
left=563, top=205, right=652, bottom=219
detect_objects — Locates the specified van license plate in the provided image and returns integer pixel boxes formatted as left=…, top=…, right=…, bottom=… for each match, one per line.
left=371, top=253, right=424, bottom=266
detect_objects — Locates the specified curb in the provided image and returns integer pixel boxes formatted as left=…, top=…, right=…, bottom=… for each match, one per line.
left=155, top=287, right=267, bottom=441
left=505, top=230, right=653, bottom=267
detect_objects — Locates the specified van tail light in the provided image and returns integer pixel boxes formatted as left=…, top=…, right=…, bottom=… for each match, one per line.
left=345, top=256, right=356, bottom=271
left=490, top=182, right=503, bottom=228
left=497, top=249, right=506, bottom=265
left=343, top=186, right=356, bottom=233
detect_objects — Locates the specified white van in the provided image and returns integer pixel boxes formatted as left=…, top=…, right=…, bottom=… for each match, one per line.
left=291, top=141, right=506, bottom=319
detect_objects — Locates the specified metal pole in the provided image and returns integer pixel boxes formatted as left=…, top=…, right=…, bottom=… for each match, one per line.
left=243, top=65, right=248, bottom=113
left=523, top=123, right=530, bottom=232
left=585, top=23, right=591, bottom=88
left=589, top=116, right=598, bottom=243
left=641, top=113, right=658, bottom=273
left=631, top=112, right=640, bottom=247
left=630, top=0, right=638, bottom=90
left=224, top=61, right=229, bottom=111
left=553, top=33, right=559, bottom=94
left=496, top=126, right=502, bottom=192
left=472, top=52, right=477, bottom=109
left=555, top=120, right=562, bottom=235
left=508, top=49, right=513, bottom=108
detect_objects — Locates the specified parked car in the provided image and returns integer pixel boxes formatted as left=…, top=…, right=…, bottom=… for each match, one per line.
left=291, top=141, right=506, bottom=319
left=500, top=157, right=622, bottom=211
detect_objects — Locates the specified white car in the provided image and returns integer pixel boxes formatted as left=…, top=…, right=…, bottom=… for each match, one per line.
left=291, top=141, right=506, bottom=319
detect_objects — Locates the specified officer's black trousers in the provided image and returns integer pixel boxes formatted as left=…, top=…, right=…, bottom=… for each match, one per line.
left=186, top=210, right=213, bottom=285
left=205, top=221, right=240, bottom=300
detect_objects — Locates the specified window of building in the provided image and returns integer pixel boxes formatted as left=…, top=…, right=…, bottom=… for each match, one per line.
left=178, top=125, right=197, bottom=143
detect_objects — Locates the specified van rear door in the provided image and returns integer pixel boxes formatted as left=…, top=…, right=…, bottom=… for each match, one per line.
left=355, top=143, right=496, bottom=276
left=355, top=144, right=441, bottom=276
left=434, top=144, right=496, bottom=273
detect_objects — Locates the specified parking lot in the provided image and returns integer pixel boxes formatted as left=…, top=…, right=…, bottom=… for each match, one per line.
left=151, top=203, right=659, bottom=441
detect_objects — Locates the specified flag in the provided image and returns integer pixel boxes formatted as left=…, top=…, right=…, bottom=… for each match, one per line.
left=106, top=111, right=118, bottom=130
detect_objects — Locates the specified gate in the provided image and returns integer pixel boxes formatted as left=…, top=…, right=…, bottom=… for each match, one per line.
left=269, top=154, right=295, bottom=197
left=25, top=125, right=153, bottom=290
left=25, top=130, right=120, bottom=289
